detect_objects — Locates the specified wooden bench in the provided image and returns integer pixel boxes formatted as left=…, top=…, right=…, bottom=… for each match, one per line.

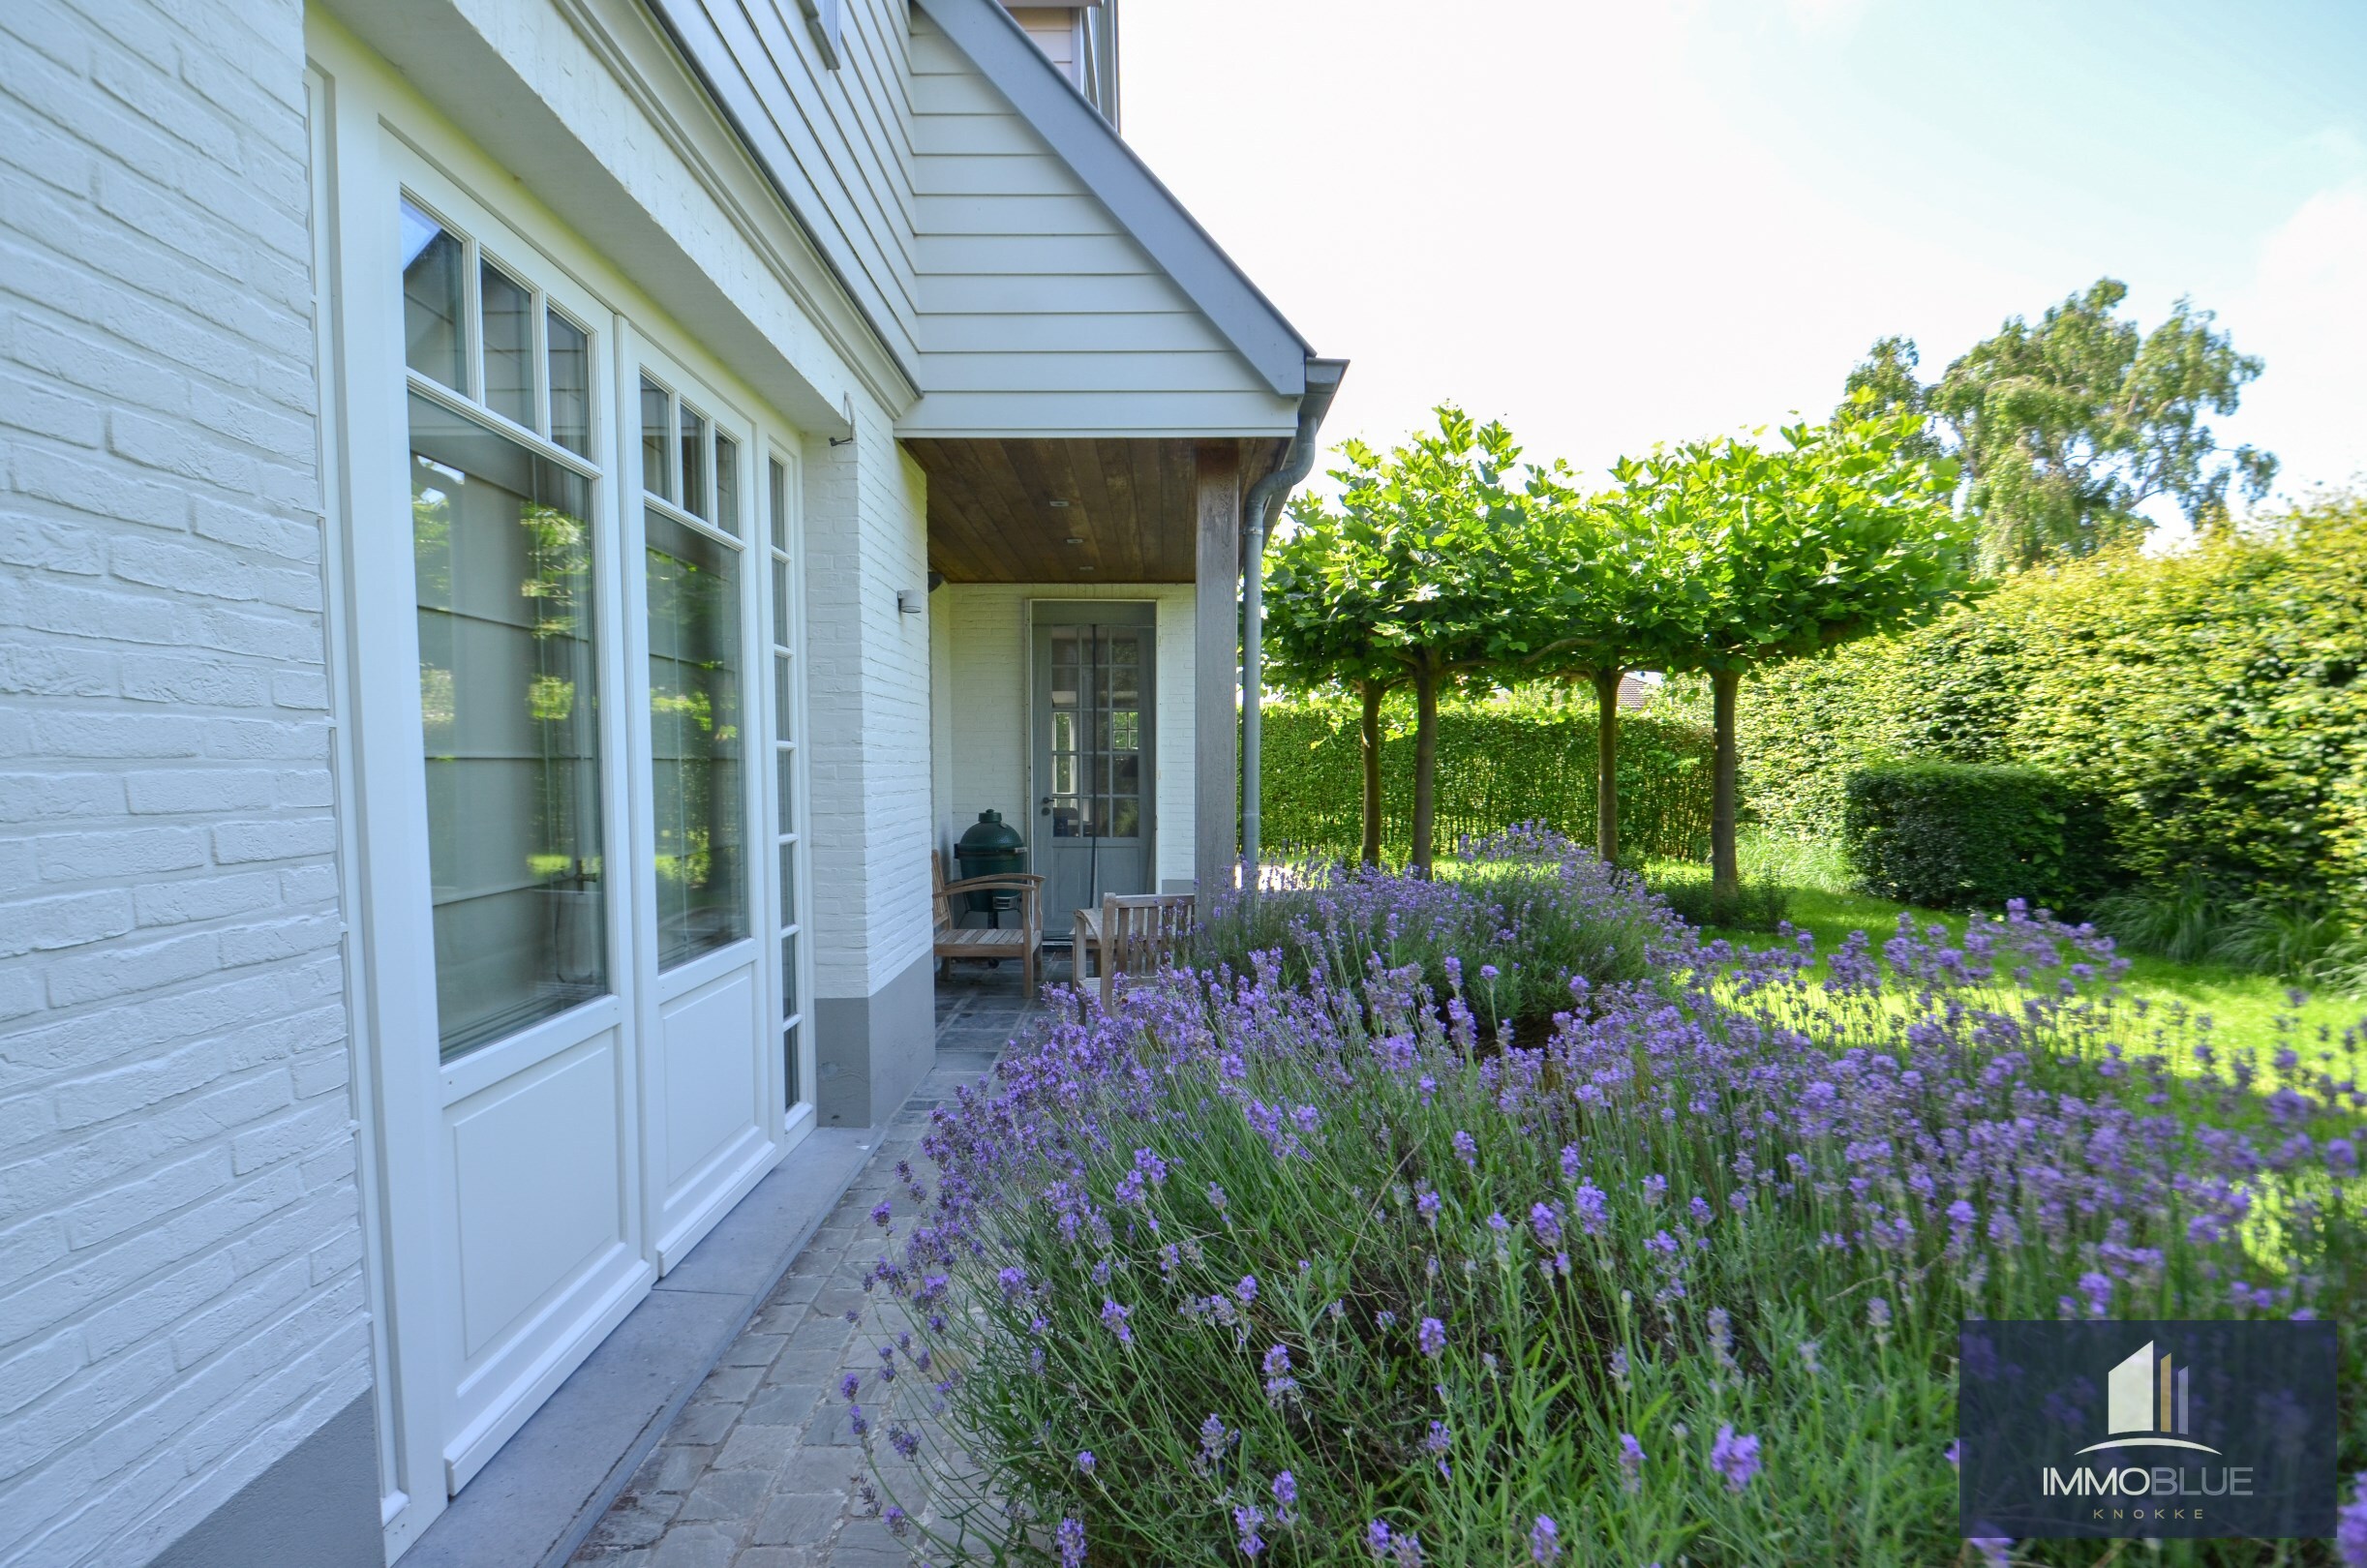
left=931, top=855, right=1044, bottom=993
left=1073, top=891, right=1196, bottom=1008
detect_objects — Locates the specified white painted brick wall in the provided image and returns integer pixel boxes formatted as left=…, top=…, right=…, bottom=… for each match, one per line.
left=800, top=409, right=935, bottom=998
left=0, top=1, right=371, bottom=1564
left=934, top=582, right=1199, bottom=890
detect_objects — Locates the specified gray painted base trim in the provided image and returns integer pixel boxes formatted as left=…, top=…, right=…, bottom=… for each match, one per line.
left=399, top=1127, right=875, bottom=1568
left=813, top=948, right=934, bottom=1128
left=152, top=1393, right=380, bottom=1568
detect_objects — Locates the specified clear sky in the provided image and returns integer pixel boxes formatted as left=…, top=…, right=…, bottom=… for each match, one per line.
left=1121, top=0, right=2367, bottom=520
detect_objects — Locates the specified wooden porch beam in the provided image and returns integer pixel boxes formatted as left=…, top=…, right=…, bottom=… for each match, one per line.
left=1193, top=441, right=1241, bottom=898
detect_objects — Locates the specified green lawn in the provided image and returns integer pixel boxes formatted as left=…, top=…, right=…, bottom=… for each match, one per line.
left=1686, top=879, right=2367, bottom=1053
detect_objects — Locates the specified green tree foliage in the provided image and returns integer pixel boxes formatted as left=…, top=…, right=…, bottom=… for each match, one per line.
left=1622, top=411, right=1968, bottom=893
left=1845, top=279, right=2277, bottom=572
left=1258, top=689, right=1714, bottom=866
left=1264, top=407, right=1568, bottom=872
left=1745, top=491, right=2367, bottom=929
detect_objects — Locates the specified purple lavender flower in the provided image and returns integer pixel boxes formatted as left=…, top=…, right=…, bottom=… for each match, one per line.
left=1236, top=1274, right=1259, bottom=1304
left=1056, top=1516, right=1086, bottom=1568
left=1199, top=1412, right=1229, bottom=1462
left=1100, top=1298, right=1133, bottom=1345
left=1234, top=1503, right=1265, bottom=1558
left=885, top=1503, right=908, bottom=1537
left=1970, top=1540, right=2012, bottom=1568
left=2078, top=1270, right=2111, bottom=1318
left=1272, top=1469, right=1296, bottom=1507
left=1642, top=1173, right=1667, bottom=1206
left=1365, top=1520, right=1393, bottom=1557
left=1619, top=1431, right=1644, bottom=1493
left=1417, top=1316, right=1445, bottom=1357
left=868, top=1199, right=894, bottom=1228
left=1559, top=1144, right=1582, bottom=1182
left=1077, top=1449, right=1095, bottom=1474
left=1710, top=1424, right=1762, bottom=1491
left=1479, top=963, right=1500, bottom=981
left=2336, top=1471, right=2367, bottom=1566
left=1531, top=1202, right=1563, bottom=1248
left=838, top=1372, right=861, bottom=1402
left=1415, top=1186, right=1441, bottom=1225
left=1572, top=1182, right=1607, bottom=1236
left=1529, top=1514, right=1561, bottom=1563
left=889, top=1425, right=919, bottom=1459
left=1452, top=1130, right=1477, bottom=1166
left=1945, top=1439, right=1961, bottom=1470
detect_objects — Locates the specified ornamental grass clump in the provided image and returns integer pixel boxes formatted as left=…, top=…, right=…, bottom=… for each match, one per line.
left=855, top=833, right=2367, bottom=1566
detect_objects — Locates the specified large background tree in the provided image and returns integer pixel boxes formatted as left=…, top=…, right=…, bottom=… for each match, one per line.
left=1642, top=409, right=1967, bottom=895
left=1844, top=278, right=2276, bottom=573
left=1263, top=407, right=1552, bottom=874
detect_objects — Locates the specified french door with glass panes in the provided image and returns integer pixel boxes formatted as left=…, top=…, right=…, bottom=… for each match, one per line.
left=624, top=341, right=776, bottom=1272
left=319, top=100, right=812, bottom=1542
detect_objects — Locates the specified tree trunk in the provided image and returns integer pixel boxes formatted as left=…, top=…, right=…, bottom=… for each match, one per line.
left=1711, top=667, right=1742, bottom=898
left=1411, top=667, right=1439, bottom=876
left=1358, top=681, right=1383, bottom=868
left=1593, top=667, right=1623, bottom=865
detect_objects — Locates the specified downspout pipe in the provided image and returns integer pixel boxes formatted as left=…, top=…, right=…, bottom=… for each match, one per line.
left=1241, top=357, right=1348, bottom=891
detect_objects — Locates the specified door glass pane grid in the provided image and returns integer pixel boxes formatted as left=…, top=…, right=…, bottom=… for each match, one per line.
left=1046, top=626, right=1142, bottom=841
left=646, top=503, right=748, bottom=971
left=401, top=192, right=592, bottom=466
left=767, top=455, right=804, bottom=1111
left=410, top=391, right=607, bottom=1060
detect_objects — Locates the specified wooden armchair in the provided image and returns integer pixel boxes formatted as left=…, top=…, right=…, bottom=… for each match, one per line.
left=930, top=855, right=1045, bottom=993
left=1074, top=891, right=1196, bottom=1009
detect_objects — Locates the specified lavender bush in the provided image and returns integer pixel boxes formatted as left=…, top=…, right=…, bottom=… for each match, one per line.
left=855, top=832, right=2367, bottom=1565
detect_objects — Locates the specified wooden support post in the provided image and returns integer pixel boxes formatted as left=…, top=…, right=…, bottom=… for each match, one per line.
left=1194, top=442, right=1241, bottom=899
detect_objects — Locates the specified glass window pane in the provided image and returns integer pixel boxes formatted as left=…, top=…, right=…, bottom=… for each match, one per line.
left=775, top=743, right=794, bottom=826
left=774, top=651, right=792, bottom=739
left=1111, top=798, right=1140, bottom=838
left=780, top=934, right=798, bottom=1021
left=409, top=391, right=606, bottom=1058
left=783, top=1020, right=800, bottom=1110
left=400, top=199, right=467, bottom=390
left=480, top=260, right=533, bottom=428
left=640, top=377, right=670, bottom=499
left=680, top=406, right=707, bottom=521
left=779, top=840, right=797, bottom=926
left=768, top=457, right=788, bottom=553
left=714, top=432, right=739, bottom=536
left=548, top=311, right=591, bottom=456
left=771, top=558, right=790, bottom=648
left=647, top=506, right=747, bottom=969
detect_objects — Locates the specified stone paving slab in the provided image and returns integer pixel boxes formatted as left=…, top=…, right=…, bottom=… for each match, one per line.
left=571, top=970, right=1040, bottom=1567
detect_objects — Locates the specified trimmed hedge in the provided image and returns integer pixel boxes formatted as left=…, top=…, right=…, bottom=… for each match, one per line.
left=1259, top=690, right=1713, bottom=863
left=1745, top=493, right=2367, bottom=925
left=1842, top=762, right=2113, bottom=914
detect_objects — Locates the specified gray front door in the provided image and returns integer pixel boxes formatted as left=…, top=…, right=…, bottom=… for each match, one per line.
left=1033, top=607, right=1154, bottom=937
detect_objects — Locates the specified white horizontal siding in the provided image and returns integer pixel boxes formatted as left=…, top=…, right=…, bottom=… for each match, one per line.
left=665, top=2, right=1294, bottom=437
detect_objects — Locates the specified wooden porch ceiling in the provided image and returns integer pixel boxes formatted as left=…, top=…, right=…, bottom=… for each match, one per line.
left=906, top=436, right=1284, bottom=584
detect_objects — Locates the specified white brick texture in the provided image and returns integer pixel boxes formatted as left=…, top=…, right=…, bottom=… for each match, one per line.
left=0, top=3, right=371, bottom=1565
left=800, top=413, right=934, bottom=999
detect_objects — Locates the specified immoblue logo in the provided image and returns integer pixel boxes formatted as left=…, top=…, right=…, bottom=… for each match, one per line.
left=2080, top=1339, right=2209, bottom=1456
left=1957, top=1320, right=2334, bottom=1540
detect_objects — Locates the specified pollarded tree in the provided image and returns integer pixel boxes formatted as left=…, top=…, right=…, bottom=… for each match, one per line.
left=1506, top=477, right=1708, bottom=865
left=1639, top=407, right=1967, bottom=895
left=1261, top=515, right=1404, bottom=867
left=1264, top=406, right=1552, bottom=874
